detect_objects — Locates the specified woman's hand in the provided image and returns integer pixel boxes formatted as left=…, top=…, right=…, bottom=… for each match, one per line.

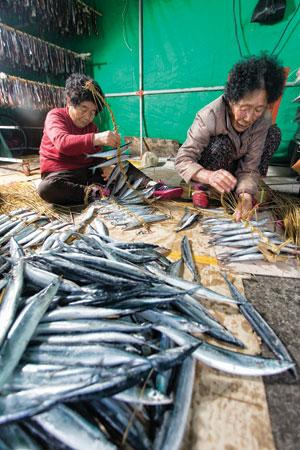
left=194, top=168, right=237, bottom=193
left=93, top=131, right=121, bottom=147
left=193, top=169, right=237, bottom=193
left=207, top=169, right=237, bottom=193
left=234, top=193, right=255, bottom=222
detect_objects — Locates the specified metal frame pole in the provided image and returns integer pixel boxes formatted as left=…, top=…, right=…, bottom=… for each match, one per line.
left=138, top=0, right=144, bottom=159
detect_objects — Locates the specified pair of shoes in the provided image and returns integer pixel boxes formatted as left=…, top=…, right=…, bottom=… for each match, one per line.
left=192, top=190, right=209, bottom=208
left=151, top=180, right=183, bottom=200
left=189, top=182, right=209, bottom=208
left=88, top=185, right=110, bottom=202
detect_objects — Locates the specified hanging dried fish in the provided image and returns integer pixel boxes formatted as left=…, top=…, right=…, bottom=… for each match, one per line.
left=0, top=73, right=64, bottom=110
left=0, top=0, right=101, bottom=36
left=0, top=23, right=86, bottom=75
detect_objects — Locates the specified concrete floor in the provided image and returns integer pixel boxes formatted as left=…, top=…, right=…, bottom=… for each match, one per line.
left=243, top=276, right=300, bottom=450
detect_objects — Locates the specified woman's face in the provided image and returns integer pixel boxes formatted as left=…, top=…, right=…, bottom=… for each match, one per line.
left=229, top=89, right=268, bottom=133
left=68, top=100, right=98, bottom=128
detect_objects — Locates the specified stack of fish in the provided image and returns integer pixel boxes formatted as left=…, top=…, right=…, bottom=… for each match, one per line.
left=0, top=206, right=97, bottom=255
left=96, top=201, right=169, bottom=230
left=0, top=205, right=296, bottom=448
left=88, top=145, right=169, bottom=229
left=201, top=215, right=300, bottom=263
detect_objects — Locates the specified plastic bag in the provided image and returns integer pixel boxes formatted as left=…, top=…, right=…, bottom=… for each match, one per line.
left=251, top=0, right=286, bottom=24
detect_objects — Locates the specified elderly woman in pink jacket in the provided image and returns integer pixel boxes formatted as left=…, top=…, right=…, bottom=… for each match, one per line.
left=175, top=55, right=286, bottom=220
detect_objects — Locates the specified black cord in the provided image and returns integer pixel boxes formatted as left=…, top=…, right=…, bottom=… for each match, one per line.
left=271, top=2, right=300, bottom=56
left=233, top=0, right=243, bottom=57
left=238, top=0, right=251, bottom=55
left=142, top=98, right=149, bottom=139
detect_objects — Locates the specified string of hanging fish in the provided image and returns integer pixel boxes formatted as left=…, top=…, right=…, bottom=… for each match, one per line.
left=0, top=0, right=101, bottom=36
left=0, top=23, right=87, bottom=75
left=0, top=73, right=65, bottom=110
left=85, top=81, right=171, bottom=230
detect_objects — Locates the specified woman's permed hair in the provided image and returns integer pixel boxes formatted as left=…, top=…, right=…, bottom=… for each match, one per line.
left=65, top=73, right=104, bottom=113
left=224, top=55, right=286, bottom=104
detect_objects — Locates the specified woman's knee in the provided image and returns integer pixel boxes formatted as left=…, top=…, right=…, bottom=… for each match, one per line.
left=209, top=135, right=233, bottom=154
left=258, top=125, right=282, bottom=176
left=266, top=124, right=281, bottom=152
left=38, top=179, right=66, bottom=204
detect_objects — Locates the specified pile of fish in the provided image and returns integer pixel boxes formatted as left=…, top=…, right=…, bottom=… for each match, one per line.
left=89, top=148, right=170, bottom=230
left=201, top=214, right=300, bottom=263
left=0, top=205, right=296, bottom=449
left=95, top=199, right=169, bottom=231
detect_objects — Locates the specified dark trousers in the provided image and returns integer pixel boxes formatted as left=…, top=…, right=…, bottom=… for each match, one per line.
left=38, top=167, right=105, bottom=205
left=198, top=124, right=281, bottom=176
left=38, top=163, right=150, bottom=206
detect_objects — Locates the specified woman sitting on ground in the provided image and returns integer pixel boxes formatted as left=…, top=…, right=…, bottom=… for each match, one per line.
left=38, top=73, right=121, bottom=205
left=175, top=55, right=286, bottom=220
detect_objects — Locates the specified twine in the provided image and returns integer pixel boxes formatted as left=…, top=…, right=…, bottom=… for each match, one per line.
left=84, top=80, right=153, bottom=230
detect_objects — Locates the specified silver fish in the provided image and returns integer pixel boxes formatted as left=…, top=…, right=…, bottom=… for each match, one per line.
left=32, top=404, right=117, bottom=450
left=147, top=265, right=238, bottom=304
left=90, top=154, right=129, bottom=173
left=0, top=259, right=24, bottom=347
left=155, top=325, right=294, bottom=376
left=175, top=209, right=200, bottom=232
left=153, top=357, right=195, bottom=450
left=0, top=278, right=60, bottom=388
left=85, top=143, right=130, bottom=159
left=181, top=235, right=201, bottom=283
left=223, top=274, right=297, bottom=377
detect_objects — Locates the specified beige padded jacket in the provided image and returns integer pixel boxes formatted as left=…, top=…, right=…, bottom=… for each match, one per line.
left=175, top=95, right=272, bottom=195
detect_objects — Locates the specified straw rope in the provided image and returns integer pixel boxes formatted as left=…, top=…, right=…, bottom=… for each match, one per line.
left=84, top=80, right=160, bottom=230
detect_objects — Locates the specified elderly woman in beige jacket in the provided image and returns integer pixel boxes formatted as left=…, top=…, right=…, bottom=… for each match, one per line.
left=175, top=55, right=286, bottom=220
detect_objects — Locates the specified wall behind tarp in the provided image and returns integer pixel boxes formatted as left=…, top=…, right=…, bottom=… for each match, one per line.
left=65, top=1, right=300, bottom=163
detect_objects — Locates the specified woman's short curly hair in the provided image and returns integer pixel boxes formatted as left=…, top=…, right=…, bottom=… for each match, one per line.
left=224, top=55, right=286, bottom=104
left=65, top=73, right=104, bottom=113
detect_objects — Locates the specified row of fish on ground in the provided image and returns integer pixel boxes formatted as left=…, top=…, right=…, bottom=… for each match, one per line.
left=0, top=204, right=296, bottom=449
left=201, top=212, right=300, bottom=263
left=173, top=207, right=300, bottom=263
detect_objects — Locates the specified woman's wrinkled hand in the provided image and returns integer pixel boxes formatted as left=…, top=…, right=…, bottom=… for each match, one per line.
left=207, top=169, right=237, bottom=193
left=234, top=192, right=255, bottom=222
left=93, top=131, right=121, bottom=147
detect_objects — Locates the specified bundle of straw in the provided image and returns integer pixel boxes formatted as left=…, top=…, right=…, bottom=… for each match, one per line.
left=0, top=182, right=67, bottom=220
left=263, top=184, right=300, bottom=247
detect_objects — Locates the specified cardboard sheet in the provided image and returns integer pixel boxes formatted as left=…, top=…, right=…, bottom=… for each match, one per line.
left=97, top=201, right=276, bottom=450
